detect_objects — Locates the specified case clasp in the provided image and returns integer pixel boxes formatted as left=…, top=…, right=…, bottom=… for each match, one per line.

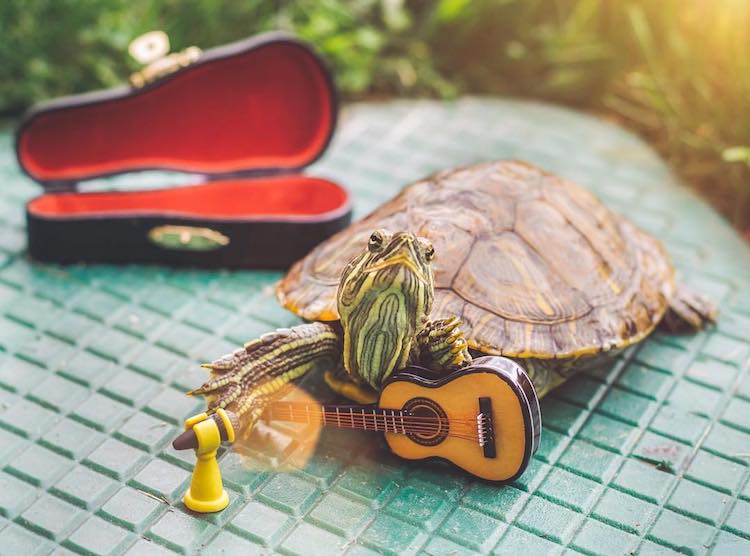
left=148, top=225, right=230, bottom=251
left=128, top=31, right=202, bottom=88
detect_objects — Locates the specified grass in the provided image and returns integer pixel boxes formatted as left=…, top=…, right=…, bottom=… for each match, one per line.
left=430, top=0, right=750, bottom=235
left=605, top=2, right=750, bottom=234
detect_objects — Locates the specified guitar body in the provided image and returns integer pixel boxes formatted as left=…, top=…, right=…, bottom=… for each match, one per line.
left=380, top=356, right=541, bottom=482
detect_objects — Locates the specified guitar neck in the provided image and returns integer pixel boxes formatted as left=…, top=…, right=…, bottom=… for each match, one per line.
left=264, top=401, right=411, bottom=434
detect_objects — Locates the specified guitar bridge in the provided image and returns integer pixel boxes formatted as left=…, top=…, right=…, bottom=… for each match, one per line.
left=477, top=397, right=496, bottom=458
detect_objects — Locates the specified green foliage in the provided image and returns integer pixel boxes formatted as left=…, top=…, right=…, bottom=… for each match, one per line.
left=1, top=0, right=748, bottom=227
left=0, top=0, right=455, bottom=113
left=432, top=0, right=750, bottom=226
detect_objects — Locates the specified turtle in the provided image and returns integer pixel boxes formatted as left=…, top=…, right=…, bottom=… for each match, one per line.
left=190, top=160, right=716, bottom=431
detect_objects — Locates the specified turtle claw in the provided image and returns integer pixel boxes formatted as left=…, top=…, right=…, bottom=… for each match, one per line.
left=202, top=348, right=250, bottom=372
left=187, top=375, right=234, bottom=397
left=418, top=316, right=472, bottom=371
left=418, top=316, right=460, bottom=342
left=191, top=322, right=341, bottom=423
left=450, top=336, right=468, bottom=354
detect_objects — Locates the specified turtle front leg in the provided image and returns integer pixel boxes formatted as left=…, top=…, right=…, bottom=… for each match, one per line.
left=417, top=316, right=472, bottom=371
left=323, top=367, right=378, bottom=404
left=189, top=322, right=341, bottom=433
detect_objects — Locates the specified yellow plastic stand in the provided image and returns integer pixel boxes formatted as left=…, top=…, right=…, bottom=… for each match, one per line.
left=182, top=409, right=235, bottom=513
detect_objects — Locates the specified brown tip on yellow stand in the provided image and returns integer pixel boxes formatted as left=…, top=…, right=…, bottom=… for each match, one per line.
left=173, top=408, right=237, bottom=513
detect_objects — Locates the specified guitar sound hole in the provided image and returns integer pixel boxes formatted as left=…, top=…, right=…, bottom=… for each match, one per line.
left=403, top=397, right=449, bottom=446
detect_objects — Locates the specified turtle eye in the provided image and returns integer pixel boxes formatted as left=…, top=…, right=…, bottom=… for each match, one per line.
left=368, top=231, right=385, bottom=253
left=423, top=242, right=435, bottom=261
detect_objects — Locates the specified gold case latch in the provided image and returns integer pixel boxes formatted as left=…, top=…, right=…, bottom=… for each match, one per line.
left=128, top=30, right=202, bottom=88
left=148, top=225, right=230, bottom=251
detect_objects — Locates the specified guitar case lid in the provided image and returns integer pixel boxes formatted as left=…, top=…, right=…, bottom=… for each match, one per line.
left=15, top=32, right=351, bottom=269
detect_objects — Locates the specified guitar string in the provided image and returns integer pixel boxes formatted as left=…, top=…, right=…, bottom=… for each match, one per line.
left=267, top=407, right=478, bottom=428
left=267, top=408, right=482, bottom=441
left=267, top=408, right=478, bottom=431
left=267, top=406, right=480, bottom=429
left=267, top=413, right=481, bottom=442
left=267, top=414, right=480, bottom=437
left=270, top=404, right=481, bottom=424
left=270, top=417, right=476, bottom=438
left=268, top=413, right=478, bottom=435
left=266, top=405, right=486, bottom=433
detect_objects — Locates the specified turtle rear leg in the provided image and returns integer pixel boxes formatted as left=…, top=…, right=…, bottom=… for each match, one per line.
left=521, top=353, right=618, bottom=399
left=417, top=316, right=472, bottom=371
left=190, top=322, right=341, bottom=431
left=661, top=284, right=718, bottom=332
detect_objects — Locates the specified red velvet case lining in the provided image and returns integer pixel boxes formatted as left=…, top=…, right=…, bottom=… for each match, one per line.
left=27, top=176, right=349, bottom=220
left=18, top=36, right=348, bottom=228
left=18, top=42, right=333, bottom=182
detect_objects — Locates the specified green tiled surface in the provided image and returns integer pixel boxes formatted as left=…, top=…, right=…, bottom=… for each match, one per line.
left=0, top=98, right=749, bottom=555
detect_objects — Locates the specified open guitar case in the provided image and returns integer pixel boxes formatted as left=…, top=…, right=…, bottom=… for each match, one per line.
left=15, top=32, right=351, bottom=269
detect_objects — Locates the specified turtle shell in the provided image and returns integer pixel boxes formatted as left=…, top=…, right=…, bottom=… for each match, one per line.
left=277, top=161, right=675, bottom=359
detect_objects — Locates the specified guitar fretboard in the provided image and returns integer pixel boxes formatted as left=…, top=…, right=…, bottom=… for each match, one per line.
left=265, top=401, right=410, bottom=434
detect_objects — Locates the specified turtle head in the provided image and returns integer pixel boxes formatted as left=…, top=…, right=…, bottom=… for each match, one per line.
left=361, top=229, right=434, bottom=284
left=336, top=229, right=435, bottom=389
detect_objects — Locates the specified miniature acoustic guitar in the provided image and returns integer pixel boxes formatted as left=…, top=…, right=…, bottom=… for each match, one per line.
left=264, top=356, right=541, bottom=482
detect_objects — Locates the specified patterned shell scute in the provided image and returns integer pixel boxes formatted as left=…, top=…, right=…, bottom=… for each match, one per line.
left=277, top=161, right=675, bottom=359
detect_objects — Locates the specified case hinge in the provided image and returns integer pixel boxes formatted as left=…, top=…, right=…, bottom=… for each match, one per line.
left=44, top=181, right=78, bottom=193
left=128, top=31, right=202, bottom=88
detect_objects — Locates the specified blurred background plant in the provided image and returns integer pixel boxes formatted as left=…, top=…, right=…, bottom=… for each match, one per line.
left=1, top=0, right=748, bottom=235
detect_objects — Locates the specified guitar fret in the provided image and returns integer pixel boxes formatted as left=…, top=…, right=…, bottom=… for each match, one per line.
left=270, top=404, right=428, bottom=439
left=273, top=404, right=417, bottom=435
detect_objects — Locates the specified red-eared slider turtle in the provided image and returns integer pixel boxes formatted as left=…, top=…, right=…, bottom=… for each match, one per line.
left=191, top=161, right=715, bottom=429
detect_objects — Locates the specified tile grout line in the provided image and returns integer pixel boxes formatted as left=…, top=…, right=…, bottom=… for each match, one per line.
left=0, top=270, right=262, bottom=553
left=628, top=331, right=750, bottom=553
left=555, top=345, right=648, bottom=554
left=487, top=352, right=636, bottom=553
